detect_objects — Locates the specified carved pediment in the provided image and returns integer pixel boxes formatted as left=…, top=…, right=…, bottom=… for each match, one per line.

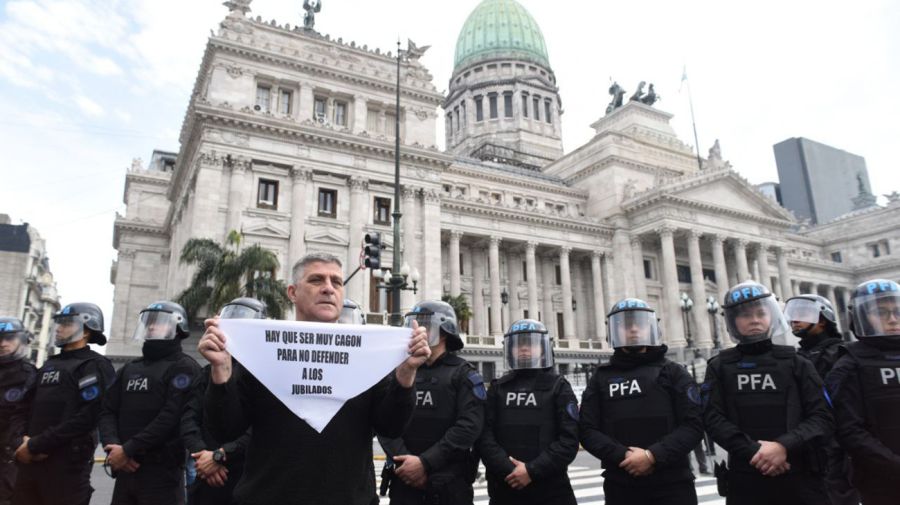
left=242, top=221, right=290, bottom=239
left=305, top=228, right=349, bottom=246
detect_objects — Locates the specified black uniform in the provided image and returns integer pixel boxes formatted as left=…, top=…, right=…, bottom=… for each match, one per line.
left=204, top=360, right=415, bottom=505
left=181, top=364, right=251, bottom=505
left=825, top=339, right=900, bottom=505
left=12, top=347, right=115, bottom=505
left=99, top=341, right=200, bottom=505
left=0, top=359, right=36, bottom=505
left=798, top=333, right=859, bottom=505
left=702, top=340, right=833, bottom=505
left=477, top=369, right=578, bottom=505
left=378, top=353, right=485, bottom=505
left=579, top=347, right=703, bottom=505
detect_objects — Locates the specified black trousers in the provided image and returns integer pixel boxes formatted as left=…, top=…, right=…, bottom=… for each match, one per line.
left=0, top=458, right=16, bottom=505
left=725, top=472, right=827, bottom=505
left=486, top=475, right=577, bottom=505
left=111, top=462, right=185, bottom=505
left=11, top=454, right=93, bottom=505
left=603, top=479, right=697, bottom=505
left=389, top=475, right=474, bottom=505
left=188, top=464, right=242, bottom=505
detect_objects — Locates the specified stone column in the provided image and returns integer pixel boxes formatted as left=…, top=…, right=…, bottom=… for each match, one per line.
left=591, top=252, right=608, bottom=346
left=298, top=82, right=314, bottom=120
left=809, top=282, right=819, bottom=297
left=288, top=166, right=311, bottom=272
left=611, top=229, right=633, bottom=302
left=225, top=161, right=248, bottom=235
left=489, top=237, right=503, bottom=337
left=347, top=177, right=368, bottom=304
left=507, top=251, right=522, bottom=322
left=449, top=230, right=462, bottom=297
left=776, top=247, right=793, bottom=300
left=401, top=186, right=419, bottom=311
left=525, top=242, right=539, bottom=320
left=756, top=244, right=773, bottom=291
left=631, top=236, right=647, bottom=299
left=659, top=227, right=686, bottom=347
left=840, top=288, right=852, bottom=334
left=825, top=285, right=842, bottom=331
left=559, top=247, right=575, bottom=339
left=573, top=259, right=589, bottom=339
left=352, top=95, right=367, bottom=133
left=734, top=239, right=750, bottom=282
left=602, top=253, right=616, bottom=309
left=422, top=189, right=442, bottom=299
left=471, top=249, right=486, bottom=336
left=541, top=255, right=557, bottom=338
left=711, top=235, right=729, bottom=304
left=687, top=230, right=712, bottom=347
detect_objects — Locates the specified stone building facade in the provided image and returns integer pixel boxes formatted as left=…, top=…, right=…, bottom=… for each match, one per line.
left=109, top=0, right=900, bottom=379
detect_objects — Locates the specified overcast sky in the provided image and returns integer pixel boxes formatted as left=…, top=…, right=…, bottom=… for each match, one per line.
left=1, top=0, right=897, bottom=331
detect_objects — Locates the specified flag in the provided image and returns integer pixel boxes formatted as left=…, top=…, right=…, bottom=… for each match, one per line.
left=679, top=65, right=688, bottom=93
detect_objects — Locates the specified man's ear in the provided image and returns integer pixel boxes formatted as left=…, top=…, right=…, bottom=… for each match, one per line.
left=287, top=284, right=297, bottom=303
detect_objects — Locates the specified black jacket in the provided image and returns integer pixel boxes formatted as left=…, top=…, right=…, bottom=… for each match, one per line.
left=0, top=359, right=37, bottom=453
left=181, top=364, right=251, bottom=461
left=798, top=333, right=843, bottom=380
left=204, top=361, right=415, bottom=505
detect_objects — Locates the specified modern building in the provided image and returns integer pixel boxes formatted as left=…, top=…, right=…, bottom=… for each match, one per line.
left=0, top=214, right=61, bottom=365
left=109, top=0, right=900, bottom=379
left=774, top=137, right=873, bottom=224
left=756, top=182, right=781, bottom=205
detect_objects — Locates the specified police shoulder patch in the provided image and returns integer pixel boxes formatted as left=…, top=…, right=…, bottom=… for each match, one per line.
left=78, top=374, right=98, bottom=389
left=566, top=400, right=579, bottom=421
left=4, top=387, right=24, bottom=403
left=171, top=373, right=193, bottom=390
left=466, top=370, right=486, bottom=401
left=687, top=384, right=702, bottom=406
left=81, top=385, right=99, bottom=401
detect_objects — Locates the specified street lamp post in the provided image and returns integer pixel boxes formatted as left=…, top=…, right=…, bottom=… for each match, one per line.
left=706, top=295, right=720, bottom=350
left=680, top=292, right=695, bottom=375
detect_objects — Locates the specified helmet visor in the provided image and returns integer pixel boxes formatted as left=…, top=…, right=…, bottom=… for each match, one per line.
left=783, top=298, right=821, bottom=325
left=0, top=331, right=28, bottom=363
left=220, top=304, right=264, bottom=320
left=725, top=296, right=790, bottom=344
left=51, top=314, right=87, bottom=346
left=852, top=291, right=900, bottom=338
left=608, top=310, right=661, bottom=348
left=403, top=311, right=442, bottom=346
left=339, top=306, right=365, bottom=325
left=132, top=310, right=181, bottom=341
left=504, top=332, right=553, bottom=369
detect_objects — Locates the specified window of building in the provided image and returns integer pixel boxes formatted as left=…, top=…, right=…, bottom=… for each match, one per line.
left=870, top=243, right=881, bottom=258
left=279, top=90, right=292, bottom=115
left=475, top=96, right=484, bottom=121
left=373, top=197, right=391, bottom=224
left=676, top=264, right=691, bottom=284
left=455, top=107, right=461, bottom=132
left=522, top=261, right=528, bottom=281
left=317, top=188, right=337, bottom=217
left=447, top=113, right=453, bottom=135
left=831, top=251, right=843, bottom=263
left=255, top=85, right=271, bottom=112
left=556, top=313, right=565, bottom=338
left=333, top=100, right=347, bottom=126
left=489, top=94, right=498, bottom=119
left=459, top=253, right=465, bottom=275
left=385, top=113, right=397, bottom=137
left=521, top=93, right=529, bottom=118
left=555, top=265, right=561, bottom=285
left=643, top=258, right=654, bottom=280
left=503, top=92, right=513, bottom=118
left=513, top=196, right=523, bottom=206
left=533, top=96, right=541, bottom=121
left=544, top=100, right=552, bottom=124
left=703, top=268, right=716, bottom=283
left=523, top=309, right=529, bottom=319
left=314, top=96, right=326, bottom=121
left=257, top=179, right=278, bottom=209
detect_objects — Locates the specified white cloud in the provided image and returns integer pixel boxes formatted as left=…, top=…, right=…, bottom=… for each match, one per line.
left=74, top=94, right=104, bottom=117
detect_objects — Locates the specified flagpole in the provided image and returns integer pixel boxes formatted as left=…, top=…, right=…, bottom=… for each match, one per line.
left=683, top=67, right=704, bottom=171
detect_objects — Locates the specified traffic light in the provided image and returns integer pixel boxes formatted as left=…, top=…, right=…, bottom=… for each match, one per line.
left=364, top=232, right=382, bottom=269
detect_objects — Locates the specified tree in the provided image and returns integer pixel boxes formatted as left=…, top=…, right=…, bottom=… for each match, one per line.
left=442, top=293, right=473, bottom=334
left=176, top=230, right=291, bottom=320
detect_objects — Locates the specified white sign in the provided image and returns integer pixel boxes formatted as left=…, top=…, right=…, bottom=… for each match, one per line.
left=218, top=319, right=411, bottom=433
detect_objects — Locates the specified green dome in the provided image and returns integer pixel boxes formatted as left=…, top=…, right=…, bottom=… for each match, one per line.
left=453, top=0, right=550, bottom=71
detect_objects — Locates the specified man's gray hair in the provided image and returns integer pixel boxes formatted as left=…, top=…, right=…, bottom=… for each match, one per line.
left=291, top=252, right=343, bottom=284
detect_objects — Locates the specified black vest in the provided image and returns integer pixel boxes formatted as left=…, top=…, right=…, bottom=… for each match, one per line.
left=843, top=341, right=900, bottom=453
left=798, top=336, right=842, bottom=379
left=591, top=361, right=675, bottom=450
left=403, top=354, right=468, bottom=455
left=492, top=370, right=561, bottom=463
left=0, top=359, right=36, bottom=447
left=716, top=345, right=799, bottom=443
left=29, top=349, right=105, bottom=442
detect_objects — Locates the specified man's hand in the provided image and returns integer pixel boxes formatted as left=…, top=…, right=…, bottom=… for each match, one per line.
left=199, top=317, right=232, bottom=384
left=394, top=454, right=427, bottom=489
left=14, top=436, right=46, bottom=464
left=104, top=444, right=140, bottom=473
left=204, top=466, right=228, bottom=487
left=505, top=457, right=532, bottom=489
left=750, top=440, right=790, bottom=476
left=619, top=447, right=655, bottom=477
left=192, top=450, right=228, bottom=487
left=394, top=321, right=432, bottom=388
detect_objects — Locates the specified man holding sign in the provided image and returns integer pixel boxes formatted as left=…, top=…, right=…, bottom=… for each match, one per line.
left=199, top=252, right=431, bottom=505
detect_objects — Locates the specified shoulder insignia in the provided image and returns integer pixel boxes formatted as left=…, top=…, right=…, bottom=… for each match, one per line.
left=171, top=373, right=193, bottom=390
left=4, top=387, right=24, bottom=403
left=466, top=370, right=486, bottom=401
left=566, top=400, right=579, bottom=421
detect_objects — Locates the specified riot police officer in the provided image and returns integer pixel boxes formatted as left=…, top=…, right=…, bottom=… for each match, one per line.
left=703, top=281, right=833, bottom=505
left=477, top=319, right=578, bottom=505
left=378, top=300, right=485, bottom=505
left=784, top=294, right=859, bottom=505
left=339, top=299, right=365, bottom=325
left=12, top=303, right=115, bottom=505
left=579, top=298, right=703, bottom=505
left=182, top=298, right=261, bottom=505
left=825, top=279, right=900, bottom=505
left=99, top=301, right=201, bottom=505
left=0, top=318, right=36, bottom=505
